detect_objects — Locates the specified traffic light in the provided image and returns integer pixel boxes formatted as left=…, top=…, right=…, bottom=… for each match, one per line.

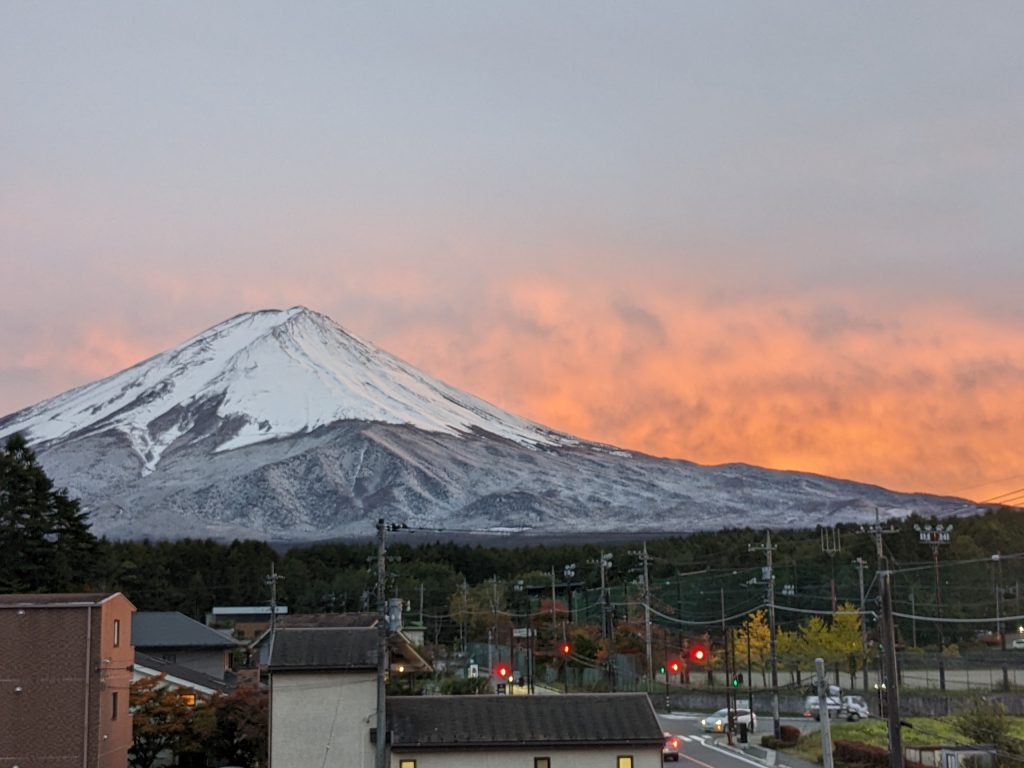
left=689, top=644, right=708, bottom=663
left=731, top=672, right=743, bottom=687
left=561, top=642, right=572, bottom=656
left=496, top=664, right=509, bottom=679
left=668, top=659, right=681, bottom=674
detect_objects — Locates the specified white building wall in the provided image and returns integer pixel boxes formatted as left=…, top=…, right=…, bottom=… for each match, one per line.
left=389, top=746, right=663, bottom=768
left=271, top=670, right=377, bottom=768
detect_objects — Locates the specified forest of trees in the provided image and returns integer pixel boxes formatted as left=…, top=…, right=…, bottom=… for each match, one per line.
left=4, top=434, right=1024, bottom=658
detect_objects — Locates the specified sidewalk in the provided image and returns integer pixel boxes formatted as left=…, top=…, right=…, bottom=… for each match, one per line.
left=711, top=734, right=820, bottom=768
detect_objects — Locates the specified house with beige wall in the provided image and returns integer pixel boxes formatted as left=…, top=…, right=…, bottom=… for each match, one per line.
left=387, top=693, right=664, bottom=768
left=268, top=623, right=663, bottom=768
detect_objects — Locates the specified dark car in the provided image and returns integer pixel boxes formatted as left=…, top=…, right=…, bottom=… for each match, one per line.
left=663, top=732, right=683, bottom=762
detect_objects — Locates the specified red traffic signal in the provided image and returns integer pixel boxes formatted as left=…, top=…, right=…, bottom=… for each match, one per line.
left=561, top=642, right=571, bottom=655
left=496, top=665, right=509, bottom=678
left=689, top=645, right=708, bottom=663
left=668, top=659, right=681, bottom=674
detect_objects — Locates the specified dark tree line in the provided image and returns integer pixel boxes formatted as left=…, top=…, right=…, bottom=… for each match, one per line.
left=3, top=433, right=1023, bottom=650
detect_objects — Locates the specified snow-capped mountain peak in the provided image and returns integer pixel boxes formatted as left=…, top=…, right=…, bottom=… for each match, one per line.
left=0, top=307, right=566, bottom=475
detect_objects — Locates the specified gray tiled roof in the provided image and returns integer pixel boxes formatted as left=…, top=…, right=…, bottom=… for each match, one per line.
left=134, top=652, right=230, bottom=694
left=388, top=693, right=664, bottom=750
left=269, top=627, right=377, bottom=670
left=133, top=612, right=239, bottom=649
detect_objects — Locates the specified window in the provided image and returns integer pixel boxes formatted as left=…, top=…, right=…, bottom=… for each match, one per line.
left=617, top=758, right=633, bottom=768
left=111, top=692, right=118, bottom=720
left=399, top=761, right=416, bottom=768
left=113, top=619, right=120, bottom=648
left=535, top=759, right=551, bottom=768
left=181, top=692, right=197, bottom=706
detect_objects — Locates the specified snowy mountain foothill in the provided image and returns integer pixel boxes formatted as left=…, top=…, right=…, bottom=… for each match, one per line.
left=0, top=307, right=979, bottom=542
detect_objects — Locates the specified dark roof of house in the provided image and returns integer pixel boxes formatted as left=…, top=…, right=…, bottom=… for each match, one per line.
left=133, top=611, right=239, bottom=649
left=134, top=652, right=230, bottom=694
left=0, top=592, right=127, bottom=608
left=388, top=693, right=664, bottom=751
left=269, top=627, right=377, bottom=671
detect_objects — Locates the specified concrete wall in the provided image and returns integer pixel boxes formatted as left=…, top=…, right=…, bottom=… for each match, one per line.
left=271, top=670, right=377, bottom=768
left=388, top=746, right=663, bottom=768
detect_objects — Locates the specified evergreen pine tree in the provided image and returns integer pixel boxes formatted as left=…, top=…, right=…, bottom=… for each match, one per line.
left=0, top=433, right=98, bottom=592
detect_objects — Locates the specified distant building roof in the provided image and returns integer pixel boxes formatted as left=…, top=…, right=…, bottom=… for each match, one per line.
left=210, top=606, right=288, bottom=616
left=134, top=652, right=230, bottom=696
left=269, top=627, right=377, bottom=671
left=0, top=592, right=129, bottom=608
left=133, top=612, right=240, bottom=649
left=279, top=612, right=377, bottom=628
left=388, top=694, right=664, bottom=751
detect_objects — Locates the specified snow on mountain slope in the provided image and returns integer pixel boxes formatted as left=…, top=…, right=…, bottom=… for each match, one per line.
left=0, top=307, right=574, bottom=474
left=0, top=306, right=978, bottom=542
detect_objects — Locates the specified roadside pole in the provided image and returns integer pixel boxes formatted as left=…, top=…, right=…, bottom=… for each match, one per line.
left=816, top=658, right=834, bottom=768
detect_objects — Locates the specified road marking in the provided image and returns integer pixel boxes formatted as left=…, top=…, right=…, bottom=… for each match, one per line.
left=680, top=751, right=718, bottom=768
left=698, top=740, right=773, bottom=768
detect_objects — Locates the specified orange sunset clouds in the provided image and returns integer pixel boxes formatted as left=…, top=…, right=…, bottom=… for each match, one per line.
left=2, top=3, right=1023, bottom=504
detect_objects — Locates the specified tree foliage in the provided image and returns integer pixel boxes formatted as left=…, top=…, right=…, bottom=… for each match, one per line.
left=197, top=685, right=268, bottom=768
left=953, top=697, right=1024, bottom=768
left=129, top=674, right=207, bottom=768
left=0, top=433, right=97, bottom=592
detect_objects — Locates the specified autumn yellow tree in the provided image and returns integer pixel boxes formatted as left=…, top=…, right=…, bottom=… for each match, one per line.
left=733, top=609, right=772, bottom=685
left=829, top=602, right=866, bottom=688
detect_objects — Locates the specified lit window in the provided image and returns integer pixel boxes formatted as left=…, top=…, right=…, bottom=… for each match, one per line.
left=399, top=761, right=416, bottom=768
left=181, top=693, right=197, bottom=706
left=113, top=619, right=120, bottom=648
left=617, top=758, right=633, bottom=768
left=535, top=759, right=551, bottom=768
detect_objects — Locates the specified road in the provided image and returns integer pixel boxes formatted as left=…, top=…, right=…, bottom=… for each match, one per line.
left=658, top=711, right=821, bottom=768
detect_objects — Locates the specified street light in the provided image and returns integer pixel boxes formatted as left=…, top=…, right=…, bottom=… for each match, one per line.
left=914, top=523, right=952, bottom=690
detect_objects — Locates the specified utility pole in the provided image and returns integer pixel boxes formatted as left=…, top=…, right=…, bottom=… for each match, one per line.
left=880, top=558, right=903, bottom=768
left=629, top=544, right=654, bottom=690
left=816, top=657, right=835, bottom=768
left=374, top=519, right=405, bottom=768
left=265, top=562, right=285, bottom=636
left=865, top=509, right=902, bottom=768
left=914, top=523, right=952, bottom=690
left=821, top=527, right=842, bottom=613
left=993, top=554, right=1009, bottom=690
left=598, top=553, right=614, bottom=690
left=749, top=531, right=780, bottom=739
left=550, top=567, right=557, bottom=634
left=375, top=519, right=388, bottom=768
left=855, top=557, right=869, bottom=692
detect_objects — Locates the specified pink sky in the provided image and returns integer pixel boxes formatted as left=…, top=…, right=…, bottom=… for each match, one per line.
left=2, top=3, right=1023, bottom=503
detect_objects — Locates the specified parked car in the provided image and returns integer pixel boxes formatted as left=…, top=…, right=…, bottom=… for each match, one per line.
left=839, top=695, right=869, bottom=721
left=700, top=708, right=756, bottom=733
left=663, top=732, right=682, bottom=762
left=804, top=685, right=843, bottom=720
left=805, top=689, right=868, bottom=721
left=1012, top=638, right=1024, bottom=650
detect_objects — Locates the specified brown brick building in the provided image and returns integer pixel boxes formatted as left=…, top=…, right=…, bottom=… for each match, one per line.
left=0, top=592, right=135, bottom=768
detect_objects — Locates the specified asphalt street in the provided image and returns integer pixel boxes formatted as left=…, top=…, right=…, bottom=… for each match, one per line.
left=658, top=712, right=822, bottom=768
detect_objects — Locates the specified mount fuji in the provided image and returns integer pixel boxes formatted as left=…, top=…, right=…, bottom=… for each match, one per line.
left=0, top=307, right=977, bottom=541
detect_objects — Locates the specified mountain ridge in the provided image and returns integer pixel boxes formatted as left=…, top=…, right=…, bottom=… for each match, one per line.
left=0, top=307, right=979, bottom=541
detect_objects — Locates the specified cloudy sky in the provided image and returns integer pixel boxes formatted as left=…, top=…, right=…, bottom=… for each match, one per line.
left=3, top=2, right=1022, bottom=503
